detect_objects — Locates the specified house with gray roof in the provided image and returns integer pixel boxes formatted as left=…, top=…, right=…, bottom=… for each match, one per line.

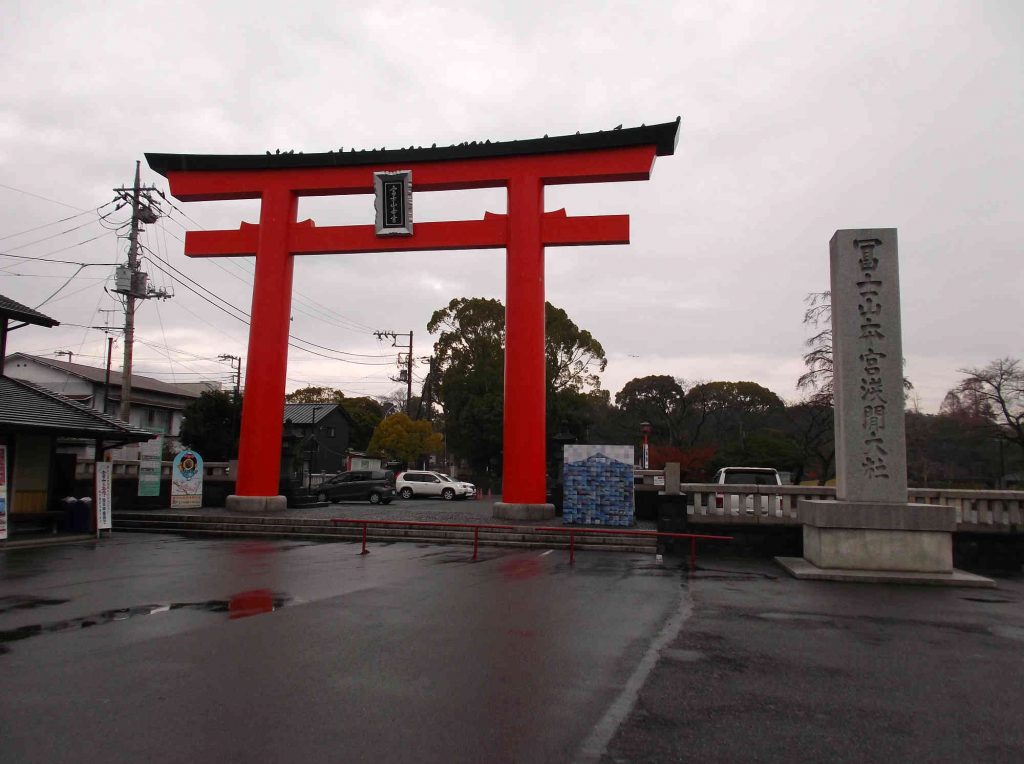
left=4, top=352, right=218, bottom=457
left=1, top=295, right=152, bottom=538
left=282, top=403, right=353, bottom=481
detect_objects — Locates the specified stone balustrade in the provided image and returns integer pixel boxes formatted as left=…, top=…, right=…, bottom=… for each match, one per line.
left=635, top=470, right=1023, bottom=532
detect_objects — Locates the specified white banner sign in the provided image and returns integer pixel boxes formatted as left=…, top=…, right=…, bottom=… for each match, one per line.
left=0, top=445, right=8, bottom=541
left=138, top=435, right=163, bottom=497
left=95, top=461, right=113, bottom=531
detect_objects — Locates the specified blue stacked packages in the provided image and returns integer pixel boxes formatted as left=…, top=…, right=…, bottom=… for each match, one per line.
left=563, top=450, right=635, bottom=526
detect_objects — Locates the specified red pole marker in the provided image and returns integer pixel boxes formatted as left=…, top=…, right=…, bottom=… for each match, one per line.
left=690, top=537, right=697, bottom=571
left=361, top=522, right=369, bottom=555
left=569, top=531, right=575, bottom=565
left=473, top=527, right=479, bottom=561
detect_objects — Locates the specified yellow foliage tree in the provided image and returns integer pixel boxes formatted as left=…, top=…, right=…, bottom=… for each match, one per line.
left=368, top=413, right=443, bottom=466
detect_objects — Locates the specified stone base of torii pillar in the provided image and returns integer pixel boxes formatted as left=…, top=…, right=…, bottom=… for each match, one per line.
left=493, top=502, right=556, bottom=521
left=226, top=495, right=288, bottom=513
left=775, top=229, right=993, bottom=588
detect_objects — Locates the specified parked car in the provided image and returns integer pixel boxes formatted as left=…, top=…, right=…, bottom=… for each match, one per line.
left=317, top=470, right=395, bottom=504
left=395, top=470, right=476, bottom=500
left=712, top=467, right=782, bottom=514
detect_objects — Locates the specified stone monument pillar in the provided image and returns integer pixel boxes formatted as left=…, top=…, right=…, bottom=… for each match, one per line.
left=778, top=229, right=991, bottom=586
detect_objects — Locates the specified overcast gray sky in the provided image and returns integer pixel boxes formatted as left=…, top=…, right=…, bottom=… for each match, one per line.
left=2, top=0, right=1020, bottom=411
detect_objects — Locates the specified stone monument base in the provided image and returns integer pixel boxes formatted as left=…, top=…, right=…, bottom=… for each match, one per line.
left=493, top=502, right=556, bottom=521
left=775, top=557, right=995, bottom=587
left=775, top=499, right=995, bottom=587
left=226, top=495, right=288, bottom=513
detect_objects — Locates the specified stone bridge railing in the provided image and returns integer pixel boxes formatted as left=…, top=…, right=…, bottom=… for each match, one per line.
left=635, top=469, right=1023, bottom=533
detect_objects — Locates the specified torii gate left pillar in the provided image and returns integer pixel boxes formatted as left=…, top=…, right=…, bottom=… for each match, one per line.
left=147, top=120, right=679, bottom=516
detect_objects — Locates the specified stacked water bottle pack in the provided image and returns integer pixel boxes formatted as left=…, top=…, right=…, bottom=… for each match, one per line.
left=562, top=446, right=635, bottom=526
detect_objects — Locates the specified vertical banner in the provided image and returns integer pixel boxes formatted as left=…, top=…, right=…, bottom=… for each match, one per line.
left=171, top=450, right=204, bottom=509
left=138, top=435, right=163, bottom=497
left=95, top=461, right=113, bottom=531
left=0, top=444, right=8, bottom=541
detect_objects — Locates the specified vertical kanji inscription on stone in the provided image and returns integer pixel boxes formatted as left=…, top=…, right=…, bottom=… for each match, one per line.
left=830, top=229, right=907, bottom=503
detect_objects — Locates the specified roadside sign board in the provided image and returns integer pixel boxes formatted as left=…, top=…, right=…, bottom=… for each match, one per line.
left=96, top=461, right=113, bottom=531
left=138, top=435, right=163, bottom=497
left=171, top=450, right=203, bottom=509
left=0, top=445, right=8, bottom=540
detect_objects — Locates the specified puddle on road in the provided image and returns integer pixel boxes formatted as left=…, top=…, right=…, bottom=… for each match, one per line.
left=990, top=625, right=1024, bottom=643
left=0, top=589, right=292, bottom=653
left=0, top=595, right=70, bottom=614
left=961, top=596, right=1014, bottom=604
left=757, top=612, right=836, bottom=625
left=661, top=648, right=706, bottom=663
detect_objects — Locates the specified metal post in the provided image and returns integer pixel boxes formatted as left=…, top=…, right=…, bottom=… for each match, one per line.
left=569, top=530, right=575, bottom=565
left=473, top=527, right=479, bottom=561
left=360, top=522, right=369, bottom=555
left=690, top=537, right=697, bottom=571
left=104, top=336, right=113, bottom=415
left=407, top=330, right=414, bottom=416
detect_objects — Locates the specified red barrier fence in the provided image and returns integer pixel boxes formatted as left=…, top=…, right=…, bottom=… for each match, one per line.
left=329, top=518, right=731, bottom=569
left=532, top=526, right=732, bottom=569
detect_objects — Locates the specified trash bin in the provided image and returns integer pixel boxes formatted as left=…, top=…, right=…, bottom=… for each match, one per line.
left=72, top=497, right=93, bottom=533
left=58, top=496, right=77, bottom=532
left=656, top=493, right=688, bottom=554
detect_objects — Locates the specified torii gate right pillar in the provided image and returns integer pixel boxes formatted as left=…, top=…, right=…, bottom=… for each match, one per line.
left=496, top=174, right=549, bottom=516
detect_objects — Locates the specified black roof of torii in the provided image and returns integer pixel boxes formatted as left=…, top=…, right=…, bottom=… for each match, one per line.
left=146, top=119, right=681, bottom=176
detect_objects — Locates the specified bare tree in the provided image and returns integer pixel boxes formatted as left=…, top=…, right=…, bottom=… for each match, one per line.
left=956, top=358, right=1024, bottom=459
left=797, top=290, right=912, bottom=403
left=797, top=291, right=833, bottom=403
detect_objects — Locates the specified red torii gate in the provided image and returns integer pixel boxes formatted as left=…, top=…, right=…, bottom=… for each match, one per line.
left=146, top=119, right=679, bottom=517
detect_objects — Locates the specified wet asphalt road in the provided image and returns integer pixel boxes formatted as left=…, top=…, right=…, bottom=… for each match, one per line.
left=2, top=534, right=1022, bottom=763
left=1, top=534, right=682, bottom=763
left=603, top=558, right=1024, bottom=764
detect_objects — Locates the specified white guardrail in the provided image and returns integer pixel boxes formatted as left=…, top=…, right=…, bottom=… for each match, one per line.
left=635, top=470, right=1024, bottom=532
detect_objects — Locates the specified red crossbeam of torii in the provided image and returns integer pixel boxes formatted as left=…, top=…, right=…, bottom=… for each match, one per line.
left=147, top=119, right=679, bottom=515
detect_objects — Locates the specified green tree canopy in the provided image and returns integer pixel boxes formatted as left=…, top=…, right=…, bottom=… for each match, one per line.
left=614, top=375, right=686, bottom=445
left=285, top=385, right=345, bottom=404
left=427, top=296, right=608, bottom=471
left=342, top=396, right=386, bottom=451
left=545, top=304, right=606, bottom=393
left=368, top=413, right=443, bottom=466
left=178, top=390, right=242, bottom=461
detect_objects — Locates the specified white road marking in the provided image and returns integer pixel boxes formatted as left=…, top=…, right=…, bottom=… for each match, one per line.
left=539, top=550, right=554, bottom=557
left=575, top=584, right=694, bottom=763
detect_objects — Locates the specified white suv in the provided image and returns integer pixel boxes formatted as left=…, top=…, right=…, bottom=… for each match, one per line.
left=396, top=470, right=476, bottom=501
left=712, top=467, right=782, bottom=514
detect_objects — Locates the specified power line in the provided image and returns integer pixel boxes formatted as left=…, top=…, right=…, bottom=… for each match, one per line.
left=0, top=235, right=118, bottom=265
left=159, top=212, right=379, bottom=335
left=0, top=208, right=94, bottom=243
left=1, top=209, right=121, bottom=252
left=0, top=182, right=90, bottom=211
left=139, top=244, right=396, bottom=365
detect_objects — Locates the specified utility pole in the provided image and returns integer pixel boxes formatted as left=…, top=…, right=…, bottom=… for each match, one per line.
left=374, top=330, right=414, bottom=416
left=118, top=162, right=142, bottom=423
left=112, top=161, right=170, bottom=424
left=85, top=317, right=120, bottom=415
left=219, top=353, right=242, bottom=398
left=417, top=355, right=436, bottom=421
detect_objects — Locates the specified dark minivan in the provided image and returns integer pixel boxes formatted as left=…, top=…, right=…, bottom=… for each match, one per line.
left=317, top=470, right=395, bottom=504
